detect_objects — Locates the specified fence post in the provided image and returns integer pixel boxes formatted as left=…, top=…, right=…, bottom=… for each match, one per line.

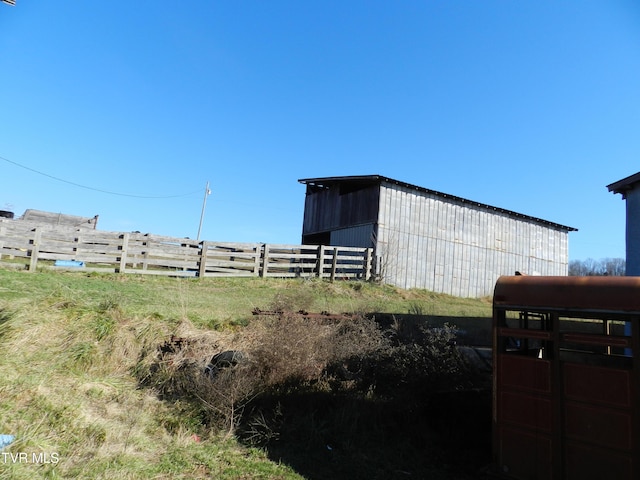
left=198, top=241, right=208, bottom=278
left=118, top=233, right=129, bottom=273
left=316, top=245, right=325, bottom=278
left=73, top=229, right=82, bottom=261
left=330, top=247, right=338, bottom=282
left=364, top=248, right=372, bottom=281
left=252, top=243, right=261, bottom=276
left=28, top=227, right=42, bottom=272
left=0, top=223, right=5, bottom=260
left=142, top=234, right=150, bottom=271
left=260, top=244, right=270, bottom=278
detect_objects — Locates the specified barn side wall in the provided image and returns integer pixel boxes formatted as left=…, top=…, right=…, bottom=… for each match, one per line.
left=625, top=187, right=640, bottom=275
left=376, top=183, right=569, bottom=297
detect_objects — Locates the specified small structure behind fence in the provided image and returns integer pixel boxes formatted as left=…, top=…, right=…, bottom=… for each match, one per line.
left=0, top=219, right=373, bottom=280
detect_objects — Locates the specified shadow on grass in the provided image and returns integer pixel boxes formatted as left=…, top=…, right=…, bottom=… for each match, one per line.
left=236, top=313, right=493, bottom=480
left=372, top=313, right=493, bottom=347
left=237, top=389, right=491, bottom=480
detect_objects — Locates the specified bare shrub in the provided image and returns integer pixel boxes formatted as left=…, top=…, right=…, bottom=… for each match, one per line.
left=139, top=311, right=470, bottom=442
left=239, top=313, right=389, bottom=391
left=365, top=322, right=469, bottom=398
left=241, top=314, right=335, bottom=388
left=192, top=362, right=260, bottom=435
left=139, top=313, right=392, bottom=435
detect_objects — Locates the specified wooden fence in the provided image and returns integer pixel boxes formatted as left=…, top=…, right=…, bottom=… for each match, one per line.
left=0, top=220, right=373, bottom=281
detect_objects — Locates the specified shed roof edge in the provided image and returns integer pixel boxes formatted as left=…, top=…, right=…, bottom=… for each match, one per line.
left=298, top=175, right=578, bottom=232
left=607, top=171, right=640, bottom=195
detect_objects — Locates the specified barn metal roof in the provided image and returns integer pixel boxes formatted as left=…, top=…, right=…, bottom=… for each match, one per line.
left=298, top=175, right=577, bottom=232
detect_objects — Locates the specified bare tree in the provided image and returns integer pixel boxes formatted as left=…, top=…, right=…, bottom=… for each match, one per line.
left=569, top=258, right=625, bottom=276
left=371, top=228, right=402, bottom=284
left=603, top=257, right=626, bottom=276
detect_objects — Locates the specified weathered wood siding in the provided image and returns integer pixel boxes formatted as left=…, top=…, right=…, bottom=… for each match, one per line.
left=302, top=183, right=379, bottom=234
left=21, top=209, right=98, bottom=229
left=376, top=182, right=569, bottom=297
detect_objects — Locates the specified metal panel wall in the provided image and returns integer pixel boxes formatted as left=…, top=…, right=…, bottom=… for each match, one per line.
left=376, top=182, right=570, bottom=297
left=625, top=188, right=640, bottom=275
left=329, top=224, right=376, bottom=249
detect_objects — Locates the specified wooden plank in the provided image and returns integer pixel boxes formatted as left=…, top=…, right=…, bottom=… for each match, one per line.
left=260, top=244, right=269, bottom=278
left=364, top=248, right=372, bottom=281
left=204, top=261, right=259, bottom=271
left=37, top=251, right=77, bottom=262
left=36, top=240, right=78, bottom=254
left=0, top=248, right=29, bottom=259
left=317, top=245, right=326, bottom=277
left=74, top=230, right=82, bottom=260
left=118, top=233, right=129, bottom=273
left=145, top=238, right=198, bottom=249
left=122, top=269, right=197, bottom=278
left=28, top=228, right=41, bottom=272
left=0, top=238, right=32, bottom=250
left=0, top=223, right=5, bottom=260
left=202, top=271, right=257, bottom=278
left=205, top=260, right=260, bottom=270
left=198, top=241, right=208, bottom=277
left=330, top=247, right=338, bottom=282
left=64, top=253, right=121, bottom=264
left=135, top=258, right=199, bottom=269
left=202, top=266, right=257, bottom=276
left=46, top=265, right=115, bottom=273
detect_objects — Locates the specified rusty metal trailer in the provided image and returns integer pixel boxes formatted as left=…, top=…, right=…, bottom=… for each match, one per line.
left=492, top=276, right=640, bottom=480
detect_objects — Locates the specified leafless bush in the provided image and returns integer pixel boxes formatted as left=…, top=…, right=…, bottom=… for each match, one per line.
left=242, top=314, right=331, bottom=387
left=366, top=322, right=469, bottom=398
left=239, top=313, right=386, bottom=389
left=139, top=311, right=470, bottom=441
left=192, top=362, right=261, bottom=435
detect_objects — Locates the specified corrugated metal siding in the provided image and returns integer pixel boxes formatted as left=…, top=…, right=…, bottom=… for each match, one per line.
left=376, top=182, right=569, bottom=297
left=626, top=188, right=640, bottom=275
left=329, top=224, right=375, bottom=248
left=302, top=184, right=379, bottom=234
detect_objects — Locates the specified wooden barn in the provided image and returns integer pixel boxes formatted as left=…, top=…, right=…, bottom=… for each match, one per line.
left=299, top=175, right=576, bottom=297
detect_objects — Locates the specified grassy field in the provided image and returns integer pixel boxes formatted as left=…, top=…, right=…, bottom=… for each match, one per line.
left=0, top=267, right=493, bottom=479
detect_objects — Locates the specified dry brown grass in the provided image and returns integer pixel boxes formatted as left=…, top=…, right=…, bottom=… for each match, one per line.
left=139, top=313, right=394, bottom=436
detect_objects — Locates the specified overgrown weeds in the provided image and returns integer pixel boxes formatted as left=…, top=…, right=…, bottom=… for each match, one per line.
left=138, top=314, right=390, bottom=434
left=139, top=311, right=488, bottom=478
left=0, top=268, right=492, bottom=479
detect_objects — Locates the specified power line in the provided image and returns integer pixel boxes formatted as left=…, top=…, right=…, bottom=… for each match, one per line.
left=1, top=155, right=200, bottom=199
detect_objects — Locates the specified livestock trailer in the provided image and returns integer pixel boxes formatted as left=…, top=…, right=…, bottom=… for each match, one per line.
left=492, top=276, right=640, bottom=480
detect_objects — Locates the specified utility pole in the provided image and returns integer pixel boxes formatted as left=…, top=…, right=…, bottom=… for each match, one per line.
left=197, top=181, right=211, bottom=242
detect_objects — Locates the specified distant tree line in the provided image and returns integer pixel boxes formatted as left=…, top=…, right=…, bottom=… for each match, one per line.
left=568, top=258, right=626, bottom=276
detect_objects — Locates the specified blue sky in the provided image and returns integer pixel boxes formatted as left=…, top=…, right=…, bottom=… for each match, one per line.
left=1, top=1, right=639, bottom=261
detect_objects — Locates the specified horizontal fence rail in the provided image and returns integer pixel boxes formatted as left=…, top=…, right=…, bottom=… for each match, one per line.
left=0, top=220, right=373, bottom=281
